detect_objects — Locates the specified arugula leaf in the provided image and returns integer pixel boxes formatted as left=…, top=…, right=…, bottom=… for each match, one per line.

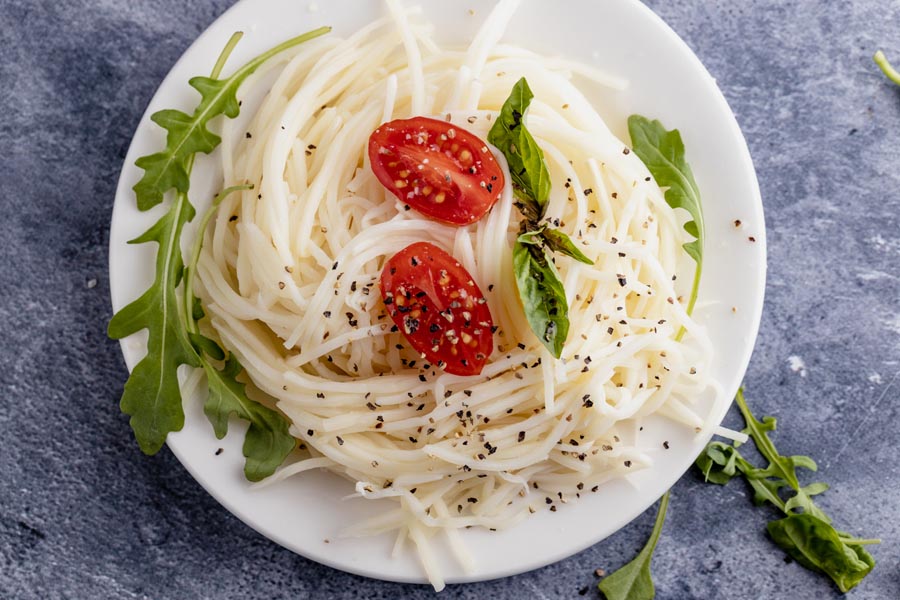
left=512, top=230, right=569, bottom=358
left=598, top=492, right=669, bottom=600
left=133, top=26, right=330, bottom=210
left=784, top=483, right=831, bottom=524
left=110, top=30, right=326, bottom=471
left=487, top=77, right=551, bottom=216
left=203, top=356, right=295, bottom=482
left=108, top=194, right=199, bottom=454
left=188, top=331, right=226, bottom=361
left=874, top=50, right=900, bottom=86
left=628, top=116, right=704, bottom=317
left=694, top=388, right=880, bottom=592
left=540, top=227, right=592, bottom=265
left=768, top=514, right=876, bottom=593
left=109, top=35, right=243, bottom=453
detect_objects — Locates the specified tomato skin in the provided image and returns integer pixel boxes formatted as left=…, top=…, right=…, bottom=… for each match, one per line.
left=380, top=242, right=494, bottom=376
left=368, top=117, right=505, bottom=226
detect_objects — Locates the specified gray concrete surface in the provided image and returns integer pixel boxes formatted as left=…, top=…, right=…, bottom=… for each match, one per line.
left=1, top=0, right=898, bottom=598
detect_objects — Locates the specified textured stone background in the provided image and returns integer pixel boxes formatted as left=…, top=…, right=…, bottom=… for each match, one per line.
left=2, top=0, right=899, bottom=598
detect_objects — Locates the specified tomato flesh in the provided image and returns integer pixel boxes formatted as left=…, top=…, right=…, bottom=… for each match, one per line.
left=368, top=117, right=505, bottom=225
left=381, top=242, right=494, bottom=376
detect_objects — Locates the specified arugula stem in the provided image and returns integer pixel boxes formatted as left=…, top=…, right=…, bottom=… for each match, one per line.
left=684, top=261, right=702, bottom=318
left=733, top=389, right=799, bottom=489
left=674, top=261, right=702, bottom=342
left=230, top=27, right=331, bottom=87
left=176, top=32, right=245, bottom=338
left=874, top=50, right=900, bottom=86
left=214, top=32, right=244, bottom=77
left=645, top=490, right=670, bottom=551
left=183, top=184, right=254, bottom=335
left=597, top=491, right=670, bottom=600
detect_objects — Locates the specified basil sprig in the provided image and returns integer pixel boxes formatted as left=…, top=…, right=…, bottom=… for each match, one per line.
left=488, top=78, right=591, bottom=358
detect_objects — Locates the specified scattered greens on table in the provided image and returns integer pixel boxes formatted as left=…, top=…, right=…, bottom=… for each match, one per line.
left=696, top=389, right=880, bottom=593
left=108, top=27, right=331, bottom=480
left=599, top=389, right=881, bottom=599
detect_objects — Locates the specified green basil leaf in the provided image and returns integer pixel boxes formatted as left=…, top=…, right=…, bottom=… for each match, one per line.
left=512, top=230, right=569, bottom=358
left=627, top=115, right=704, bottom=269
left=541, top=228, right=592, bottom=264
left=488, top=77, right=551, bottom=215
left=598, top=492, right=670, bottom=600
left=767, top=514, right=875, bottom=593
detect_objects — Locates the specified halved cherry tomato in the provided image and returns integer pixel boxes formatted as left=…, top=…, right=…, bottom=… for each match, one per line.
left=368, top=117, right=505, bottom=225
left=381, top=242, right=494, bottom=376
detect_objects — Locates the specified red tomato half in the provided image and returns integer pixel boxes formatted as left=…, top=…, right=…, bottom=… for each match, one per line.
left=368, top=117, right=505, bottom=225
left=381, top=242, right=494, bottom=376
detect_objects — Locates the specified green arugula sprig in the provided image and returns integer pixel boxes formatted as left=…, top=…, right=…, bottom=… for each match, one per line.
left=696, top=389, right=879, bottom=593
left=488, top=77, right=592, bottom=358
left=597, top=492, right=669, bottom=600
left=109, top=28, right=329, bottom=480
left=133, top=27, right=330, bottom=210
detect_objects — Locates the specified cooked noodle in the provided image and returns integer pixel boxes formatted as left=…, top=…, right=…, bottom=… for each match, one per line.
left=194, top=0, right=716, bottom=589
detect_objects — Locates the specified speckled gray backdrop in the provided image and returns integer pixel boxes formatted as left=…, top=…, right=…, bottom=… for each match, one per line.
left=1, top=0, right=898, bottom=598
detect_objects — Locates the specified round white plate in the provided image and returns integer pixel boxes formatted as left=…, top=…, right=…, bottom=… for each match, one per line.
left=109, top=0, right=766, bottom=586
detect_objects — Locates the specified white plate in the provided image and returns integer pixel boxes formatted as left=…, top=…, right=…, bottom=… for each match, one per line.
left=109, top=0, right=765, bottom=586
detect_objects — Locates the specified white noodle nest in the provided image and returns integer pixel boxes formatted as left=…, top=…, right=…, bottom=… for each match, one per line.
left=194, top=0, right=717, bottom=589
